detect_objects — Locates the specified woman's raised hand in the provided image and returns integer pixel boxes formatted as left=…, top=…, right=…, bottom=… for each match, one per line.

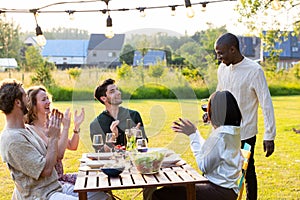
left=171, top=118, right=197, bottom=136
left=74, top=108, right=85, bottom=130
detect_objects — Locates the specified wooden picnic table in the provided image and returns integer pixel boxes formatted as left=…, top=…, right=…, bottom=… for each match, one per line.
left=74, top=152, right=208, bottom=200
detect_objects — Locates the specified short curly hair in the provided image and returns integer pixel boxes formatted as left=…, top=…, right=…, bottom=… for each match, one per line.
left=94, top=78, right=115, bottom=104
left=0, top=79, right=24, bottom=115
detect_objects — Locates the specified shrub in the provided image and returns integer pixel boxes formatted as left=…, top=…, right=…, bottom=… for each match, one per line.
left=148, top=62, right=166, bottom=81
left=31, top=61, right=55, bottom=88
left=117, top=63, right=133, bottom=80
left=67, top=67, right=82, bottom=80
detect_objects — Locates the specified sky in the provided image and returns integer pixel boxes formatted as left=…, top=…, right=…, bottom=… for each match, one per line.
left=0, top=0, right=247, bottom=37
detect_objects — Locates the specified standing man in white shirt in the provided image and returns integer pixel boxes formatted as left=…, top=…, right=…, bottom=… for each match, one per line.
left=214, top=33, right=276, bottom=200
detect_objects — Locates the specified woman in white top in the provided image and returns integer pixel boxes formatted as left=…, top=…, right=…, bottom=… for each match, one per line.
left=152, top=90, right=243, bottom=200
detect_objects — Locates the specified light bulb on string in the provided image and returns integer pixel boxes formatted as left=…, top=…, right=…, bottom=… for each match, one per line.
left=36, top=25, right=47, bottom=46
left=170, top=6, right=176, bottom=16
left=184, top=0, right=195, bottom=18
left=201, top=3, right=207, bottom=12
left=31, top=10, right=46, bottom=46
left=66, top=10, right=75, bottom=20
left=271, top=0, right=282, bottom=10
left=105, top=14, right=114, bottom=39
left=139, top=7, right=146, bottom=17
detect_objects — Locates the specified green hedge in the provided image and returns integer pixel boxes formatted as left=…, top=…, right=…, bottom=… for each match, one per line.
left=47, top=85, right=300, bottom=101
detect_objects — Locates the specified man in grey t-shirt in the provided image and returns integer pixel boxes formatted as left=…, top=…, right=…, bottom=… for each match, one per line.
left=0, top=79, right=110, bottom=200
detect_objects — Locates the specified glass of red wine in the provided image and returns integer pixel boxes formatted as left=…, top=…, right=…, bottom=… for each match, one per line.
left=201, top=104, right=207, bottom=112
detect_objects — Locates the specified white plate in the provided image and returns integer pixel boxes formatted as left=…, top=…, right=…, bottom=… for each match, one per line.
left=79, top=165, right=100, bottom=171
left=163, top=154, right=181, bottom=165
left=85, top=160, right=115, bottom=168
left=86, top=152, right=113, bottom=160
left=147, top=148, right=175, bottom=157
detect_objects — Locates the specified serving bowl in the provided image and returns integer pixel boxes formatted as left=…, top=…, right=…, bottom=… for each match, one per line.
left=101, top=167, right=125, bottom=177
left=130, top=149, right=166, bottom=174
left=100, top=154, right=125, bottom=177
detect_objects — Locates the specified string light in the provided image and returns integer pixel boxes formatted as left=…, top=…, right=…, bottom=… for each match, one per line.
left=138, top=7, right=146, bottom=17
left=170, top=6, right=176, bottom=16
left=1, top=0, right=236, bottom=38
left=105, top=14, right=114, bottom=38
left=30, top=10, right=47, bottom=46
left=201, top=3, right=207, bottom=12
left=0, top=0, right=234, bottom=15
left=185, top=0, right=195, bottom=18
left=66, top=10, right=75, bottom=20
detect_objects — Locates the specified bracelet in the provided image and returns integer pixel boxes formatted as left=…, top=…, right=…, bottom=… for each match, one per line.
left=73, top=128, right=80, bottom=134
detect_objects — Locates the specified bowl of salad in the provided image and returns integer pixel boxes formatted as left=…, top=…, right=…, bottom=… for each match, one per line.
left=130, top=149, right=166, bottom=174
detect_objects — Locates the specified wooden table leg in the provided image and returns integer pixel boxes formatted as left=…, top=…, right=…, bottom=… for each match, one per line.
left=186, top=183, right=196, bottom=200
left=78, top=192, right=88, bottom=200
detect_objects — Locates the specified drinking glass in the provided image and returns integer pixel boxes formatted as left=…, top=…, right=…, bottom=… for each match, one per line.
left=135, top=129, right=143, bottom=141
left=136, top=138, right=148, bottom=152
left=105, top=133, right=117, bottom=151
left=92, top=134, right=104, bottom=159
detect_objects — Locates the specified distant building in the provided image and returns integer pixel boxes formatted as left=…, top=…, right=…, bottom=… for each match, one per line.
left=86, top=34, right=125, bottom=68
left=133, top=49, right=167, bottom=66
left=0, top=58, right=18, bottom=71
left=41, top=40, right=89, bottom=69
left=238, top=36, right=261, bottom=60
left=262, top=31, right=300, bottom=70
left=24, top=36, right=40, bottom=48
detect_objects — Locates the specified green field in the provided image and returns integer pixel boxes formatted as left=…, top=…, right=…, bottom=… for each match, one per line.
left=0, top=97, right=300, bottom=199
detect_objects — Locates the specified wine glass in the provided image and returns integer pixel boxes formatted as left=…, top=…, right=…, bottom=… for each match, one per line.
left=93, top=134, right=104, bottom=154
left=136, top=138, right=148, bottom=152
left=135, top=129, right=143, bottom=142
left=105, top=133, right=117, bottom=151
left=201, top=104, right=207, bottom=112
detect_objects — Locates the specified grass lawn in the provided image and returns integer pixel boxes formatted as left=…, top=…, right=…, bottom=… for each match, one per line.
left=0, top=96, right=300, bottom=199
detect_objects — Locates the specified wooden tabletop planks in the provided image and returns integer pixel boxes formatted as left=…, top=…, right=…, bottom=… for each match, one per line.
left=74, top=152, right=208, bottom=200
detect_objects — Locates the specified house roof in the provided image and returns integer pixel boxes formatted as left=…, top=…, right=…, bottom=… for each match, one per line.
left=0, top=58, right=18, bottom=67
left=133, top=50, right=166, bottom=66
left=262, top=31, right=300, bottom=59
left=88, top=34, right=125, bottom=50
left=42, top=40, right=89, bottom=57
left=238, top=36, right=260, bottom=57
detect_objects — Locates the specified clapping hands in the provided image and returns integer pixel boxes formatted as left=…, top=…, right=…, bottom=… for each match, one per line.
left=46, top=109, right=63, bottom=139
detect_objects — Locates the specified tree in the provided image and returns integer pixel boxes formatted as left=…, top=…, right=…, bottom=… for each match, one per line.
left=236, top=0, right=300, bottom=60
left=148, top=61, right=166, bottom=82
left=44, top=27, right=89, bottom=39
left=119, top=44, right=135, bottom=65
left=0, top=16, right=22, bottom=61
left=162, top=46, right=172, bottom=65
left=116, top=62, right=133, bottom=80
left=192, top=25, right=227, bottom=55
left=24, top=46, right=44, bottom=72
left=31, top=61, right=55, bottom=88
left=25, top=46, right=55, bottom=87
